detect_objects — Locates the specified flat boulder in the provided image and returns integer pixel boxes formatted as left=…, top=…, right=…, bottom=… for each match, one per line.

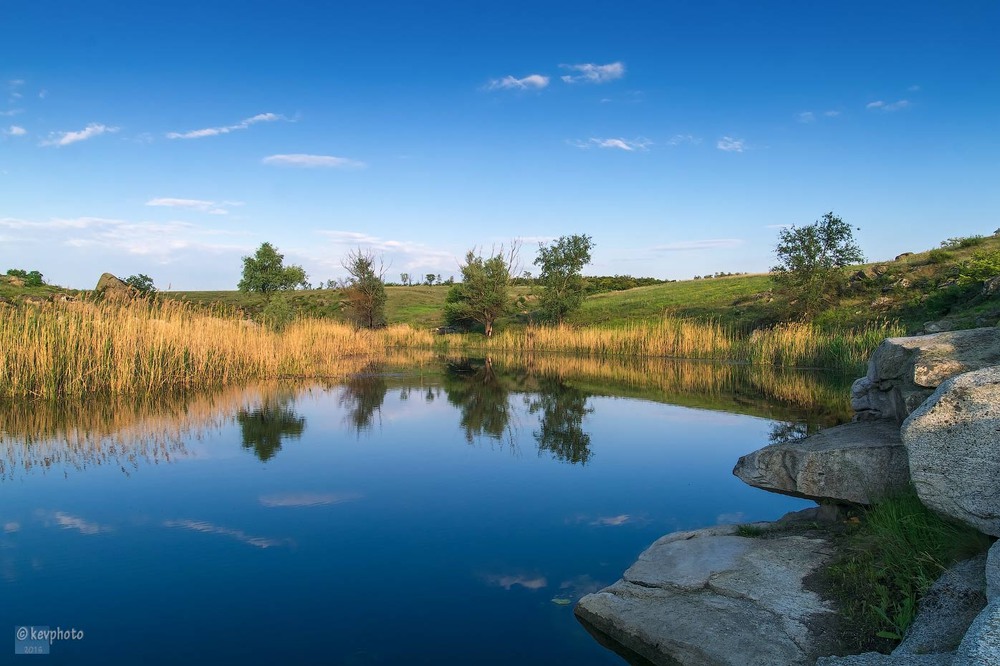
left=901, top=366, right=1000, bottom=536
left=574, top=524, right=838, bottom=666
left=732, top=420, right=909, bottom=505
left=852, top=328, right=1000, bottom=422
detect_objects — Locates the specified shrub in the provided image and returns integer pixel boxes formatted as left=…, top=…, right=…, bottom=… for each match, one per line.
left=925, top=249, right=953, bottom=265
left=958, top=249, right=1000, bottom=286
left=940, top=235, right=985, bottom=250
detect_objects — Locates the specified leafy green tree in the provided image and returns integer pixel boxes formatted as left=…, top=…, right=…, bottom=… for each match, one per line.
left=530, top=377, right=594, bottom=465
left=124, top=273, right=156, bottom=295
left=400, top=272, right=410, bottom=286
left=6, top=269, right=44, bottom=287
left=445, top=244, right=520, bottom=337
left=238, top=242, right=309, bottom=293
left=425, top=273, right=436, bottom=286
left=771, top=212, right=864, bottom=316
left=533, top=234, right=594, bottom=323
left=342, top=249, right=387, bottom=329
left=236, top=395, right=306, bottom=462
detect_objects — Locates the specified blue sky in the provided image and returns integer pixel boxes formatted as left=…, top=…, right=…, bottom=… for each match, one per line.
left=2, top=1, right=998, bottom=290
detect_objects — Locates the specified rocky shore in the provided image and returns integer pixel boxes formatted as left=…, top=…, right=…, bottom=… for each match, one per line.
left=576, top=327, right=1000, bottom=665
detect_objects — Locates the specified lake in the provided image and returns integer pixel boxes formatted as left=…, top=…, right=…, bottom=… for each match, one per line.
left=1, top=355, right=850, bottom=664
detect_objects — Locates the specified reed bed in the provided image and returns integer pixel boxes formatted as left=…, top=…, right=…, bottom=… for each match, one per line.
left=0, top=298, right=436, bottom=399
left=454, top=318, right=904, bottom=372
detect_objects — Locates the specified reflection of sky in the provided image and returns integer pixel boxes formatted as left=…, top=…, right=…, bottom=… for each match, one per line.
left=2, top=374, right=814, bottom=665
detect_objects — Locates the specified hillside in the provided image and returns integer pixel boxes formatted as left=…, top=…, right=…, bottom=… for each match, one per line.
left=4, top=232, right=998, bottom=334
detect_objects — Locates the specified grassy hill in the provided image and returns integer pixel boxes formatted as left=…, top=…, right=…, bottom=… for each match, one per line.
left=4, top=232, right=998, bottom=335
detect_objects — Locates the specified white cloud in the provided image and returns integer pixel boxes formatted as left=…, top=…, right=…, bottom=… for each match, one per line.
left=0, top=215, right=249, bottom=261
left=485, top=74, right=550, bottom=91
left=866, top=99, right=910, bottom=112
left=52, top=511, right=112, bottom=535
left=315, top=229, right=456, bottom=272
left=908, top=84, right=921, bottom=92
left=0, top=109, right=22, bottom=117
left=41, top=123, right=118, bottom=147
left=262, top=154, right=366, bottom=168
left=166, top=112, right=286, bottom=139
left=4, top=125, right=26, bottom=136
left=259, top=492, right=361, bottom=507
left=716, top=136, right=746, bottom=152
left=560, top=61, right=625, bottom=84
left=823, top=110, right=841, bottom=117
left=652, top=239, right=743, bottom=251
left=666, top=134, right=701, bottom=146
left=145, top=198, right=239, bottom=215
left=797, top=111, right=815, bottom=123
left=570, top=137, right=651, bottom=151
left=164, top=519, right=288, bottom=549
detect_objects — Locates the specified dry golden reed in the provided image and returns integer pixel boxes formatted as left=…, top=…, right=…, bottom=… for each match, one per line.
left=452, top=319, right=903, bottom=372
left=0, top=298, right=436, bottom=398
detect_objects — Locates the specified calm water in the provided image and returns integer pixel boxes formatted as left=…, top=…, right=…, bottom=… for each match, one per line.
left=0, top=357, right=849, bottom=664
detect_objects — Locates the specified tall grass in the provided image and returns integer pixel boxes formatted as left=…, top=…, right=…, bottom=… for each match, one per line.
left=0, top=298, right=436, bottom=398
left=450, top=318, right=903, bottom=372
left=828, top=491, right=992, bottom=653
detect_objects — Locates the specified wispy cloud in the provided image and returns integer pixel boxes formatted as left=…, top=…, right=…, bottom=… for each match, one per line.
left=0, top=215, right=249, bottom=261
left=716, top=136, right=746, bottom=152
left=262, top=154, right=366, bottom=169
left=823, top=110, right=841, bottom=117
left=652, top=239, right=743, bottom=251
left=316, top=230, right=455, bottom=272
left=52, top=511, right=112, bottom=535
left=485, top=74, right=550, bottom=91
left=797, top=111, right=816, bottom=124
left=166, top=112, right=286, bottom=139
left=908, top=84, right=921, bottom=92
left=484, top=574, right=548, bottom=590
left=570, top=137, right=651, bottom=151
left=259, top=492, right=361, bottom=507
left=0, top=109, right=22, bottom=117
left=164, top=519, right=290, bottom=549
left=41, top=123, right=118, bottom=147
left=866, top=99, right=910, bottom=112
left=3, top=522, right=19, bottom=533
left=591, top=514, right=631, bottom=527
left=3, top=125, right=26, bottom=137
left=666, top=134, right=701, bottom=146
left=560, top=61, right=625, bottom=84
left=145, top=198, right=238, bottom=215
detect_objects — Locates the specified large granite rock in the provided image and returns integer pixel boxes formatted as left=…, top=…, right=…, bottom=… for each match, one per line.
left=732, top=420, right=908, bottom=505
left=816, top=654, right=952, bottom=665
left=953, top=602, right=1000, bottom=665
left=895, top=555, right=987, bottom=656
left=574, top=524, right=838, bottom=666
left=94, top=272, right=138, bottom=300
left=901, top=366, right=1000, bottom=536
left=851, top=328, right=1000, bottom=422
left=988, top=540, right=1000, bottom=600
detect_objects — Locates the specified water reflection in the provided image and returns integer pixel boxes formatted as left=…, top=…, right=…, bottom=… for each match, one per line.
left=443, top=358, right=516, bottom=445
left=0, top=355, right=854, bottom=479
left=337, top=363, right=389, bottom=433
left=530, top=376, right=594, bottom=465
left=236, top=395, right=306, bottom=462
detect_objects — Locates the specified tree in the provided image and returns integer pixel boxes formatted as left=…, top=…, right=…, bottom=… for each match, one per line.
left=6, top=269, right=44, bottom=287
left=771, top=212, right=864, bottom=316
left=342, top=249, right=387, bottom=329
left=400, top=272, right=410, bottom=286
left=445, top=243, right=520, bottom=337
left=425, top=273, right=436, bottom=286
left=124, top=273, right=156, bottom=295
left=238, top=242, right=308, bottom=293
left=533, top=234, right=594, bottom=323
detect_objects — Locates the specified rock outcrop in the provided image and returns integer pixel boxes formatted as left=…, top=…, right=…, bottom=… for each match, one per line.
left=732, top=420, right=908, bottom=505
left=851, top=328, right=1000, bottom=422
left=901, top=366, right=1000, bottom=537
left=954, top=542, right=1000, bottom=665
left=94, top=272, right=138, bottom=300
left=574, top=522, right=839, bottom=666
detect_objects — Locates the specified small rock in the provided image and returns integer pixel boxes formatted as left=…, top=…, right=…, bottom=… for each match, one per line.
left=923, top=320, right=954, bottom=334
left=895, top=252, right=915, bottom=261
left=984, top=276, right=1000, bottom=297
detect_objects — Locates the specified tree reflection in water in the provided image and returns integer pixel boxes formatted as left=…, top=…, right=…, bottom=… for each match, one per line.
left=443, top=357, right=515, bottom=446
left=530, top=377, right=594, bottom=465
left=236, top=395, right=306, bottom=462
left=337, top=363, right=389, bottom=434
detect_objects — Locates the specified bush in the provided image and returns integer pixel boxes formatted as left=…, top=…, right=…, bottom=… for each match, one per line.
left=124, top=274, right=157, bottom=295
left=260, top=295, right=294, bottom=331
left=925, top=249, right=953, bottom=265
left=941, top=235, right=985, bottom=250
left=958, top=249, right=1000, bottom=286
left=5, top=269, right=44, bottom=287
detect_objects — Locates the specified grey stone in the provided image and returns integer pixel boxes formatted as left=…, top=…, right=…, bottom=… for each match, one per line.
left=901, top=366, right=1000, bottom=536
left=733, top=420, right=909, bottom=505
left=988, top=541, right=1000, bottom=601
left=924, top=320, right=955, bottom=334
left=984, top=276, right=1000, bottom=297
left=895, top=555, right=987, bottom=655
left=953, top=601, right=1000, bottom=665
left=817, top=654, right=952, bottom=665
left=852, top=328, right=1000, bottom=422
left=94, top=272, right=138, bottom=300
left=574, top=525, right=838, bottom=666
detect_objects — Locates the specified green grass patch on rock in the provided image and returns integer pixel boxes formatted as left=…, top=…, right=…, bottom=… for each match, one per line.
left=827, top=491, right=992, bottom=654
